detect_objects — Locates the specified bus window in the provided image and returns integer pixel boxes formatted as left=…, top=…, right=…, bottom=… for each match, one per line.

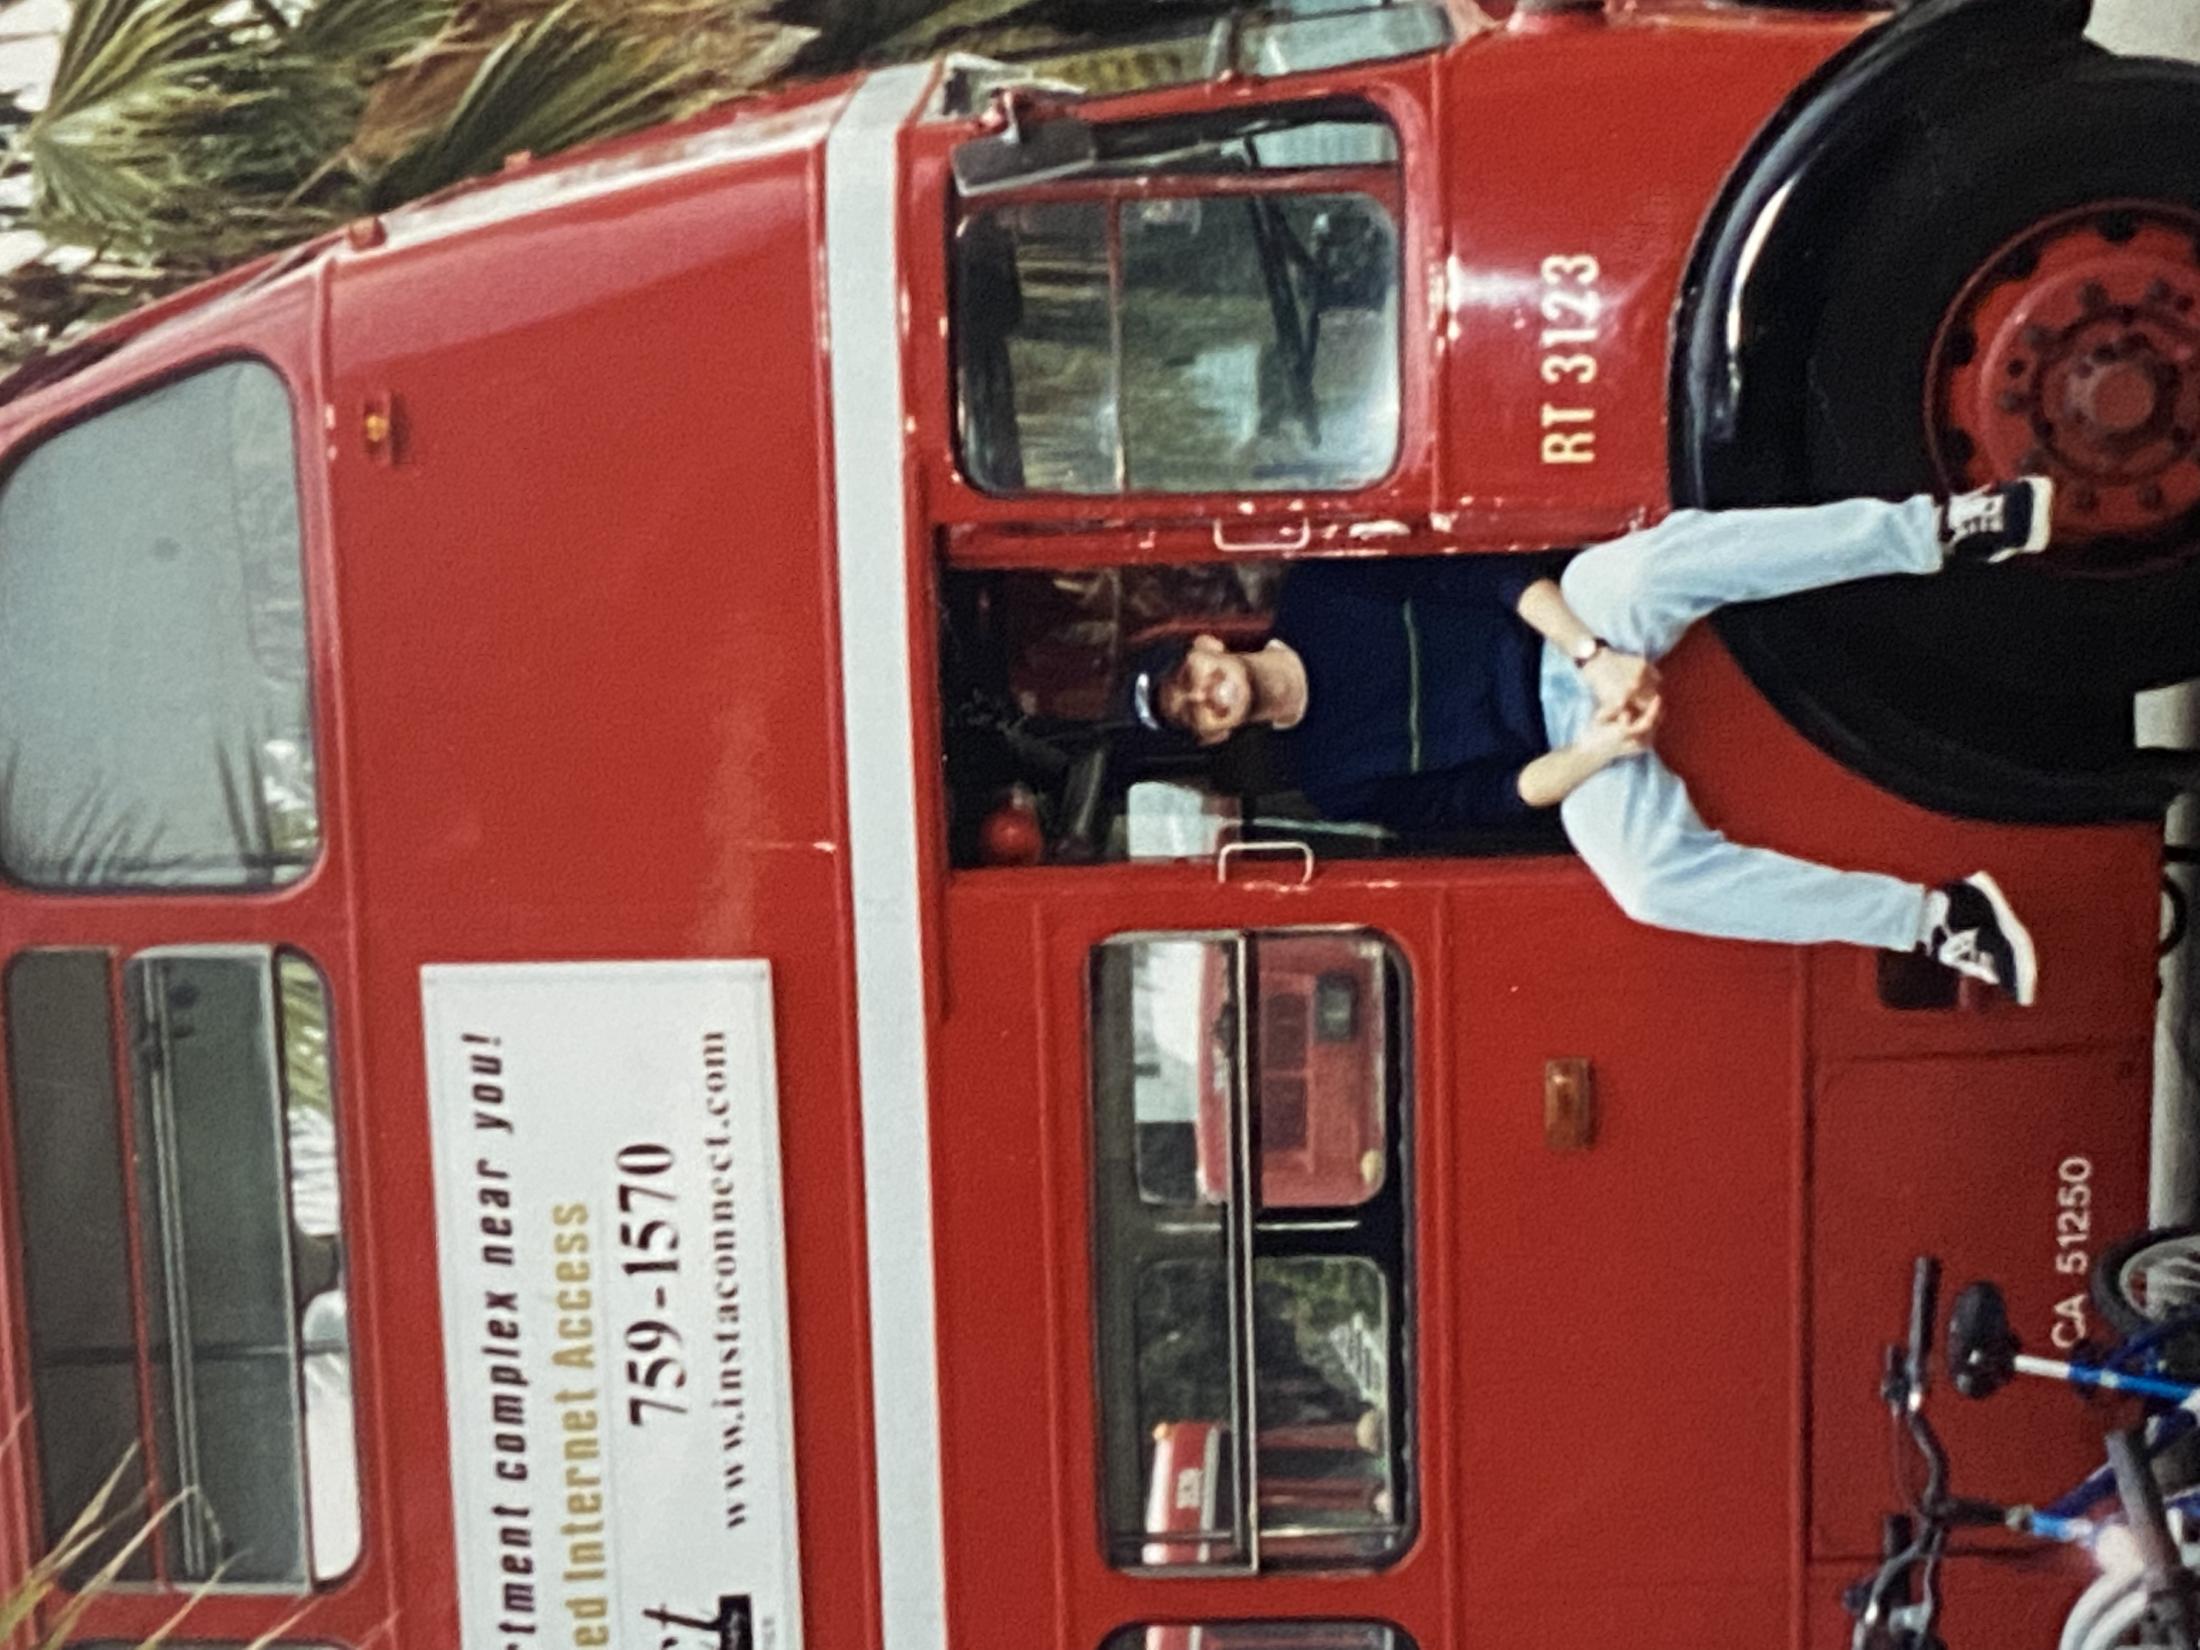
left=0, top=360, right=318, bottom=890
left=1101, top=1625, right=1416, bottom=1650
left=954, top=109, right=1401, bottom=496
left=1092, top=932, right=1412, bottom=1572
left=1127, top=935, right=1387, bottom=1209
left=4, top=947, right=359, bottom=1588
left=4, top=950, right=147, bottom=1583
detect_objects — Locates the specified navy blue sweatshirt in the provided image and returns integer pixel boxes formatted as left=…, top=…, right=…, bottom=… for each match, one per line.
left=1269, top=554, right=1571, bottom=830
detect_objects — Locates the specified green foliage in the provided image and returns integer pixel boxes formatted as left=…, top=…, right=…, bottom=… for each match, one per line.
left=0, top=0, right=1240, bottom=362
left=366, top=0, right=691, bottom=208
left=27, top=0, right=446, bottom=256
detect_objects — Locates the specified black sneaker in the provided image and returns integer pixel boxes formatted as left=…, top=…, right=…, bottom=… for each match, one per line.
left=1926, top=872, right=2039, bottom=1005
left=1941, top=477, right=2056, bottom=564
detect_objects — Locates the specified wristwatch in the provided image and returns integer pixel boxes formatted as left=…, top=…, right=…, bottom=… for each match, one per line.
left=1569, top=635, right=1610, bottom=667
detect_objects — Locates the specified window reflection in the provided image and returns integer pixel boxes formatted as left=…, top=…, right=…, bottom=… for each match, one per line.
left=1093, top=930, right=1412, bottom=1573
left=0, top=361, right=318, bottom=889
left=955, top=110, right=1402, bottom=499
left=5, top=946, right=360, bottom=1590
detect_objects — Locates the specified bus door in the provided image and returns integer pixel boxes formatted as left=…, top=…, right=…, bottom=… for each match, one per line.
left=933, top=863, right=1449, bottom=1645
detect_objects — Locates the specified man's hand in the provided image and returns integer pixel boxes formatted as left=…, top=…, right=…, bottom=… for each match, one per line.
left=1581, top=694, right=1662, bottom=762
left=1579, top=647, right=1661, bottom=720
left=1516, top=694, right=1662, bottom=807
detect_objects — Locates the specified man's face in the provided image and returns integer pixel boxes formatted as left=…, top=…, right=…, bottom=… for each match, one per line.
left=1157, top=634, right=1253, bottom=746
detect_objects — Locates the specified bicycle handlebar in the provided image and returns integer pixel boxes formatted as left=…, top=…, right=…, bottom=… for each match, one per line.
left=1849, top=1259, right=1954, bottom=1650
left=1907, top=1255, right=1940, bottom=1400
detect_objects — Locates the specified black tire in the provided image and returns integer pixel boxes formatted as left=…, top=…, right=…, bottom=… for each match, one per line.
left=1710, top=50, right=2200, bottom=821
left=1803, top=55, right=2200, bottom=502
left=1796, top=50, right=2200, bottom=690
left=2095, top=1223, right=2200, bottom=1342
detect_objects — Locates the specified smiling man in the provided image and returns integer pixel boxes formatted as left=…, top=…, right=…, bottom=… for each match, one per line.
left=1124, top=487, right=2054, bottom=1004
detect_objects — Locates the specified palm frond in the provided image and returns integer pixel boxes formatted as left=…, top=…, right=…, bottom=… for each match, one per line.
left=864, top=0, right=1044, bottom=59
left=366, top=0, right=695, bottom=207
left=28, top=0, right=348, bottom=252
left=45, top=0, right=235, bottom=124
left=290, top=0, right=455, bottom=75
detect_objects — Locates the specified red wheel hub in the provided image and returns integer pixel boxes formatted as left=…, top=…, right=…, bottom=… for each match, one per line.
left=1929, top=202, right=2200, bottom=544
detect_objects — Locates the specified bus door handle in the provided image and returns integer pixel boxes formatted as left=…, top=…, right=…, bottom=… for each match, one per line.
left=1215, top=839, right=1315, bottom=886
left=1212, top=519, right=1311, bottom=554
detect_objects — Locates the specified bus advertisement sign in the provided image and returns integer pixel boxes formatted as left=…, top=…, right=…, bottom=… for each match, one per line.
left=421, top=961, right=802, bottom=1650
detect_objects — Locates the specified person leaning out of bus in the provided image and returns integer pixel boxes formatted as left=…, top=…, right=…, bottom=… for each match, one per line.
left=1120, top=485, right=2057, bottom=1005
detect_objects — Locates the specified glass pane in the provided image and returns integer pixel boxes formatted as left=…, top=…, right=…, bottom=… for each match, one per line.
left=1101, top=1626, right=1413, bottom=1650
left=1093, top=929, right=1411, bottom=1574
left=0, top=360, right=318, bottom=888
left=1130, top=1258, right=1399, bottom=1566
left=1250, top=934, right=1388, bottom=1207
left=1128, top=937, right=1236, bottom=1208
left=7, top=952, right=132, bottom=1357
left=129, top=950, right=308, bottom=1584
left=4, top=950, right=152, bottom=1582
left=278, top=954, right=361, bottom=1582
left=1093, top=937, right=1244, bottom=1565
left=27, top=1362, right=148, bottom=1586
left=1250, top=1257, right=1397, bottom=1560
left=1120, top=193, right=1398, bottom=493
left=958, top=203, right=1117, bottom=493
left=1113, top=935, right=1389, bottom=1210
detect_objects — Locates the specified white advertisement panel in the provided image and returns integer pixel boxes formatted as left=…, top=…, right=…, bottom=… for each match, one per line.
left=422, top=961, right=802, bottom=1650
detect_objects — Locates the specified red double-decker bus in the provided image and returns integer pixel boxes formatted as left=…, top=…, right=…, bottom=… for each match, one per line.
left=0, top=1, right=2196, bottom=1647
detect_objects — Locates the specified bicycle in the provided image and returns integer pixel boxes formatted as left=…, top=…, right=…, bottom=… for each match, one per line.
left=1846, top=1255, right=2200, bottom=1650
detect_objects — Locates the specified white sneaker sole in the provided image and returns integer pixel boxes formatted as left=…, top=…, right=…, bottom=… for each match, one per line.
left=1966, top=870, right=2039, bottom=1005
left=1986, top=477, right=2057, bottom=563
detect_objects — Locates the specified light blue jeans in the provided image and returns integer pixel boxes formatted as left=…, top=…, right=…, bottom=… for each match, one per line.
left=1538, top=496, right=1944, bottom=949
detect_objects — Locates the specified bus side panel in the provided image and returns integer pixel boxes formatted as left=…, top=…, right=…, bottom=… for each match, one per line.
left=1645, top=639, right=2156, bottom=1584
left=1450, top=878, right=1801, bottom=1646
left=1810, top=1050, right=2152, bottom=1561
left=1438, top=14, right=1863, bottom=539
left=323, top=144, right=882, bottom=1648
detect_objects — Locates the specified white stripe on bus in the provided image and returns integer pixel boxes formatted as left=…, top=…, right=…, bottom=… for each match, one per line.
left=825, top=58, right=949, bottom=1650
